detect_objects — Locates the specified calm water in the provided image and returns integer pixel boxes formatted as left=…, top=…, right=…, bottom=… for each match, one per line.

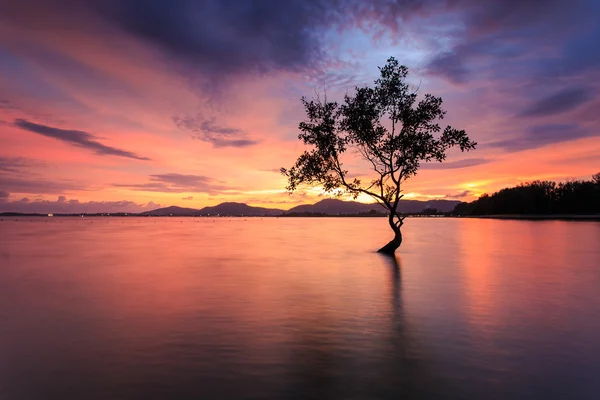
left=1, top=217, right=599, bottom=399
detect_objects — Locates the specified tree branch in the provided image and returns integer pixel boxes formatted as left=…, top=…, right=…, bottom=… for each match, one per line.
left=331, top=154, right=390, bottom=208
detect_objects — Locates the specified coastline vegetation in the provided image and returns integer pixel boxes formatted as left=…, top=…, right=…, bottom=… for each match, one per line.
left=453, top=173, right=600, bottom=216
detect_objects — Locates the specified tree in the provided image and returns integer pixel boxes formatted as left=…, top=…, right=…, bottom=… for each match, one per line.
left=453, top=173, right=600, bottom=216
left=282, top=57, right=476, bottom=254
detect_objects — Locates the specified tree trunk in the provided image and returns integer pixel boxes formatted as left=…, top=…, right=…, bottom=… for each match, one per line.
left=377, top=228, right=402, bottom=255
left=377, top=211, right=403, bottom=255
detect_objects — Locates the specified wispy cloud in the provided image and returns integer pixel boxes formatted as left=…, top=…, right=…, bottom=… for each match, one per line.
left=0, top=175, right=85, bottom=194
left=0, top=156, right=46, bottom=173
left=259, top=168, right=284, bottom=173
left=114, top=173, right=230, bottom=193
left=207, top=138, right=258, bottom=148
left=0, top=195, right=160, bottom=213
left=519, top=86, right=594, bottom=118
left=0, top=100, right=17, bottom=110
left=445, top=190, right=475, bottom=199
left=173, top=114, right=258, bottom=148
left=421, top=158, right=490, bottom=170
left=424, top=1, right=599, bottom=83
left=14, top=119, right=150, bottom=160
left=490, top=123, right=591, bottom=151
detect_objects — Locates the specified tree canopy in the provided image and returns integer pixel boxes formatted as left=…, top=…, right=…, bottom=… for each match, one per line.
left=454, top=175, right=600, bottom=216
left=282, top=57, right=476, bottom=253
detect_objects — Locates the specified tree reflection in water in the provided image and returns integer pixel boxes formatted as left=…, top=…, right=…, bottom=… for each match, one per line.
left=280, top=254, right=445, bottom=400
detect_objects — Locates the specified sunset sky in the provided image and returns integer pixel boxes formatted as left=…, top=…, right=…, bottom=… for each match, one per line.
left=1, top=0, right=599, bottom=213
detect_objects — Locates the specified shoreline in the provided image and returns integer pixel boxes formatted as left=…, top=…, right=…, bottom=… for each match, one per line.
left=1, top=213, right=599, bottom=221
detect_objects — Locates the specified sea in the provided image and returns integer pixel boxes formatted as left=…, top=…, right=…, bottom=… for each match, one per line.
left=1, top=217, right=599, bottom=399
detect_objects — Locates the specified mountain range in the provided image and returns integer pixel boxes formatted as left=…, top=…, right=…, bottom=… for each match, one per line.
left=139, top=198, right=460, bottom=216
left=139, top=203, right=284, bottom=216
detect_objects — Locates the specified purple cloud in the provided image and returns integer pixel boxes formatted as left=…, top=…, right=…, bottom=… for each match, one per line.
left=0, top=0, right=490, bottom=83
left=0, top=196, right=160, bottom=213
left=2, top=0, right=598, bottom=155
left=173, top=114, right=258, bottom=148
left=114, top=173, right=230, bottom=193
left=490, top=123, right=591, bottom=151
left=445, top=190, right=475, bottom=199
left=0, top=175, right=85, bottom=194
left=0, top=156, right=46, bottom=173
left=421, top=158, right=490, bottom=170
left=14, top=119, right=150, bottom=160
left=0, top=100, right=17, bottom=110
left=424, top=1, right=598, bottom=82
left=520, top=86, right=594, bottom=118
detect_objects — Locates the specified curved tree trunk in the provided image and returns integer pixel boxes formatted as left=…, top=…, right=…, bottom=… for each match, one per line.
left=377, top=210, right=403, bottom=255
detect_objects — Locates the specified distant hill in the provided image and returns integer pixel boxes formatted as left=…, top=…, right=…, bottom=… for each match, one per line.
left=199, top=202, right=284, bottom=216
left=140, top=202, right=284, bottom=216
left=139, top=206, right=203, bottom=216
left=286, top=198, right=459, bottom=215
left=2, top=198, right=461, bottom=217
left=139, top=199, right=460, bottom=217
left=287, top=199, right=384, bottom=214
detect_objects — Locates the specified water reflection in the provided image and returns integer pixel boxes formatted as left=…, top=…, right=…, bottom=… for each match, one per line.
left=281, top=254, right=435, bottom=399
left=381, top=255, right=433, bottom=398
left=1, top=218, right=599, bottom=399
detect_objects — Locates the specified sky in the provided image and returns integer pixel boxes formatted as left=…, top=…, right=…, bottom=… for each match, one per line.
left=1, top=0, right=599, bottom=213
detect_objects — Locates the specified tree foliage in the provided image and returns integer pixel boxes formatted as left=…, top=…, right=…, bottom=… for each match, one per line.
left=282, top=57, right=476, bottom=248
left=453, top=175, right=600, bottom=215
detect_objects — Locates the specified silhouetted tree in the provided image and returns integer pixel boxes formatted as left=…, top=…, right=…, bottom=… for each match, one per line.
left=453, top=173, right=600, bottom=216
left=282, top=58, right=476, bottom=254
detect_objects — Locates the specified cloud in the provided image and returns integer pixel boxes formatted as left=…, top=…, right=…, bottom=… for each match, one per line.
left=182, top=196, right=194, bottom=200
left=2, top=0, right=599, bottom=190
left=0, top=156, right=46, bottom=173
left=426, top=52, right=470, bottom=84
left=0, top=97, right=64, bottom=125
left=0, top=195, right=160, bottom=213
left=259, top=168, right=284, bottom=173
left=207, top=138, right=258, bottom=148
left=13, top=119, right=150, bottom=160
left=96, top=1, right=327, bottom=75
left=445, top=190, right=475, bottom=199
left=424, top=0, right=598, bottom=82
left=0, top=175, right=84, bottom=194
left=0, top=190, right=9, bottom=200
left=490, top=123, right=591, bottom=151
left=0, top=100, right=17, bottom=110
left=114, top=173, right=229, bottom=193
left=89, top=0, right=422, bottom=78
left=0, top=0, right=456, bottom=84
left=554, top=152, right=600, bottom=165
left=173, top=114, right=258, bottom=147
left=4, top=1, right=598, bottom=88
left=421, top=158, right=490, bottom=170
left=519, top=86, right=595, bottom=117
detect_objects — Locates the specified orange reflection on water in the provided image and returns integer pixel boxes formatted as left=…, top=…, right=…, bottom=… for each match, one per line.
left=1, top=217, right=600, bottom=399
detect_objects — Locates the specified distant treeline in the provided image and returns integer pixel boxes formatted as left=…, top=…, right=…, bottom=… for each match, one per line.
left=453, top=173, right=600, bottom=216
